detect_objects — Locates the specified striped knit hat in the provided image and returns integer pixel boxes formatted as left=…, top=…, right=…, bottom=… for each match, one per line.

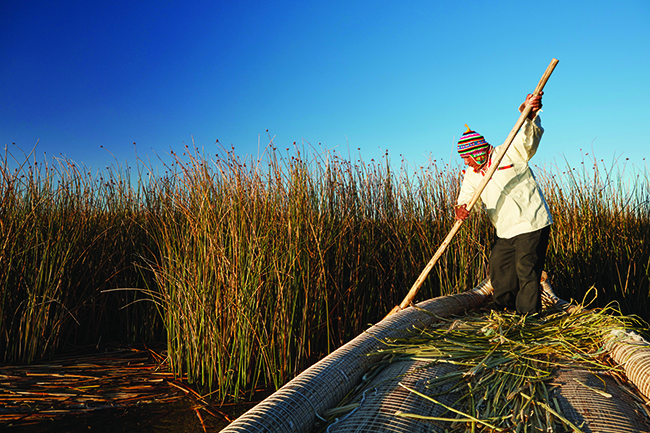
left=457, top=125, right=490, bottom=165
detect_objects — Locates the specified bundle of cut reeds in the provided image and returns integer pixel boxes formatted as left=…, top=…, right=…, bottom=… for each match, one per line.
left=377, top=304, right=647, bottom=432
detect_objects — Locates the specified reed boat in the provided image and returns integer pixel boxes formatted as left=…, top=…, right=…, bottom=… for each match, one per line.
left=222, top=277, right=650, bottom=433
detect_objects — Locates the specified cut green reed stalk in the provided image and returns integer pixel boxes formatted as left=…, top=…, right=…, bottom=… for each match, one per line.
left=382, top=303, right=643, bottom=432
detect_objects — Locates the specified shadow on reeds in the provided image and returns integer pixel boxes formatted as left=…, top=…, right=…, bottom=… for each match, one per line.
left=1, top=141, right=648, bottom=402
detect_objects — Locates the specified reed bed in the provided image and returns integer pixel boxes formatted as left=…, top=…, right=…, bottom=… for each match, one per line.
left=536, top=155, right=650, bottom=317
left=378, top=304, right=644, bottom=432
left=1, top=141, right=649, bottom=402
left=0, top=146, right=161, bottom=364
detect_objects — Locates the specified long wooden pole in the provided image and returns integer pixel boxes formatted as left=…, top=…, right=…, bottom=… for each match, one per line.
left=386, top=58, right=559, bottom=317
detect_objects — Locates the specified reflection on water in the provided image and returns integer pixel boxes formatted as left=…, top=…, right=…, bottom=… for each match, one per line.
left=0, top=346, right=269, bottom=432
left=7, top=397, right=258, bottom=432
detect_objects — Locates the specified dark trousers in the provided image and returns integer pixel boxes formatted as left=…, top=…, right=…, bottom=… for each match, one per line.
left=490, top=225, right=551, bottom=314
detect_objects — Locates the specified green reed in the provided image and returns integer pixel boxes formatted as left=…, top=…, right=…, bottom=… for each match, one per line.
left=1, top=141, right=649, bottom=402
left=0, top=146, right=160, bottom=363
left=135, top=142, right=495, bottom=400
left=536, top=154, right=650, bottom=317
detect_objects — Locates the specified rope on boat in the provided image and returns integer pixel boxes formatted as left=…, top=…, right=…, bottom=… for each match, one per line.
left=325, top=386, right=376, bottom=433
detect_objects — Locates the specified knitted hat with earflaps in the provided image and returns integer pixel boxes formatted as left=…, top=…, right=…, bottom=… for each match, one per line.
left=457, top=124, right=490, bottom=165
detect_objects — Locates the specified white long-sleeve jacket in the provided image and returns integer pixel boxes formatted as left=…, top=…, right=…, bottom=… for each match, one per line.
left=456, top=115, right=552, bottom=239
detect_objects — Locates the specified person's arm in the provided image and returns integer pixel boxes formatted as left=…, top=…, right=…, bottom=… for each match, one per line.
left=511, top=92, right=545, bottom=161
left=455, top=172, right=477, bottom=221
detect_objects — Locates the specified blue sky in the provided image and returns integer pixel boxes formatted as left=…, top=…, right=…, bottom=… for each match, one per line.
left=1, top=1, right=649, bottom=175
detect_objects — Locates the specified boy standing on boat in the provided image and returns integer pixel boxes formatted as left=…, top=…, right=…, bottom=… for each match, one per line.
left=454, top=92, right=552, bottom=314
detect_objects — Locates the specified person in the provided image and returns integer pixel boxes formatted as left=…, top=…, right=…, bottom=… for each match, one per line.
left=454, top=92, right=552, bottom=314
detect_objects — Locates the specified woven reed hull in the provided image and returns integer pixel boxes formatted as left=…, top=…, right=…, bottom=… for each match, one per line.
left=222, top=280, right=650, bottom=433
